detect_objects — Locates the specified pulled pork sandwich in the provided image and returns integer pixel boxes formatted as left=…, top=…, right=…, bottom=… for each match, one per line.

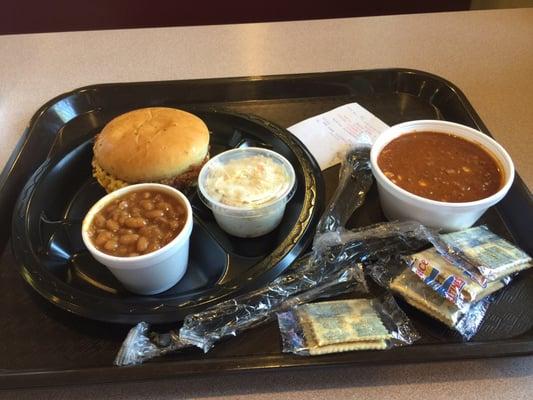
left=92, top=107, right=209, bottom=192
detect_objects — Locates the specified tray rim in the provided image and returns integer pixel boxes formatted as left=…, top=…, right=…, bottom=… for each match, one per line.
left=1, top=67, right=532, bottom=389
left=1, top=337, right=533, bottom=390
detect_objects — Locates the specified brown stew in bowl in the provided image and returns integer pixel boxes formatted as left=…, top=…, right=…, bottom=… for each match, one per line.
left=377, top=132, right=503, bottom=202
left=88, top=190, right=186, bottom=257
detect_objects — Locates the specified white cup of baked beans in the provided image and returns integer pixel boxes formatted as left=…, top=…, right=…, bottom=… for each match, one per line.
left=370, top=120, right=515, bottom=232
left=81, top=183, right=193, bottom=295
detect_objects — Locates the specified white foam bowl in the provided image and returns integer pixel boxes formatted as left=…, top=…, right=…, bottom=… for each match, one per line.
left=370, top=120, right=514, bottom=231
left=81, top=183, right=193, bottom=295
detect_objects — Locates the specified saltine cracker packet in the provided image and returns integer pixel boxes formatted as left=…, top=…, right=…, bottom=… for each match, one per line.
left=405, top=247, right=508, bottom=309
left=390, top=269, right=492, bottom=339
left=277, top=295, right=419, bottom=356
left=438, top=226, right=531, bottom=281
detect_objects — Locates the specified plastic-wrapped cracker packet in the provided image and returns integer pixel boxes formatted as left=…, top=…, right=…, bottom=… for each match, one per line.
left=277, top=294, right=419, bottom=355
left=370, top=263, right=493, bottom=339
left=405, top=247, right=510, bottom=309
left=437, top=226, right=532, bottom=281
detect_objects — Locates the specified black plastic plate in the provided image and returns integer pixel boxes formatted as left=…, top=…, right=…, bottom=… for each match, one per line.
left=0, top=69, right=531, bottom=389
left=10, top=109, right=324, bottom=323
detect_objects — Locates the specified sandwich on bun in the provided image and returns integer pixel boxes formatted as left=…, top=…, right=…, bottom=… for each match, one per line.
left=92, top=107, right=209, bottom=192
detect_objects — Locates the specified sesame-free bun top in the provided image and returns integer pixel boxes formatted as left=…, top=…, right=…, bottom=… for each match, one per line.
left=93, top=107, right=209, bottom=183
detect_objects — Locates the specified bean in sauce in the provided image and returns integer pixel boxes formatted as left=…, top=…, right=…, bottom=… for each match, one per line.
left=377, top=132, right=503, bottom=202
left=88, top=190, right=186, bottom=257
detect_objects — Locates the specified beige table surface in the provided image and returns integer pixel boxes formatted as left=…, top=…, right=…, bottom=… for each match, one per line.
left=0, top=7, right=532, bottom=400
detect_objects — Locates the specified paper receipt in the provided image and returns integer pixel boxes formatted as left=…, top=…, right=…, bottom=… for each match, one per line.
left=288, top=103, right=389, bottom=170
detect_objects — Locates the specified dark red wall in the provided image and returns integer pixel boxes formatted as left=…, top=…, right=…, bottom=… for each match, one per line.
left=2, top=0, right=471, bottom=35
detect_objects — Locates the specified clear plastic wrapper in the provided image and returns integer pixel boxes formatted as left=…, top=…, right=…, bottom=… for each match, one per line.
left=438, top=226, right=532, bottom=281
left=314, top=147, right=373, bottom=235
left=405, top=247, right=510, bottom=309
left=115, top=147, right=435, bottom=365
left=424, top=233, right=488, bottom=287
left=422, top=226, right=531, bottom=286
left=277, top=293, right=419, bottom=355
left=370, top=261, right=493, bottom=340
left=114, top=322, right=190, bottom=366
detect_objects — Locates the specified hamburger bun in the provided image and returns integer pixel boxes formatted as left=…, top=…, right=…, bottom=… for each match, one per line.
left=92, top=107, right=209, bottom=192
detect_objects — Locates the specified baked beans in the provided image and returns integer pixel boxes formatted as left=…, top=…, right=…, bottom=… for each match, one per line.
left=88, top=190, right=186, bottom=257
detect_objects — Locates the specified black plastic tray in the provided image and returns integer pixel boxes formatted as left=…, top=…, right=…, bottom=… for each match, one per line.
left=1, top=69, right=532, bottom=389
